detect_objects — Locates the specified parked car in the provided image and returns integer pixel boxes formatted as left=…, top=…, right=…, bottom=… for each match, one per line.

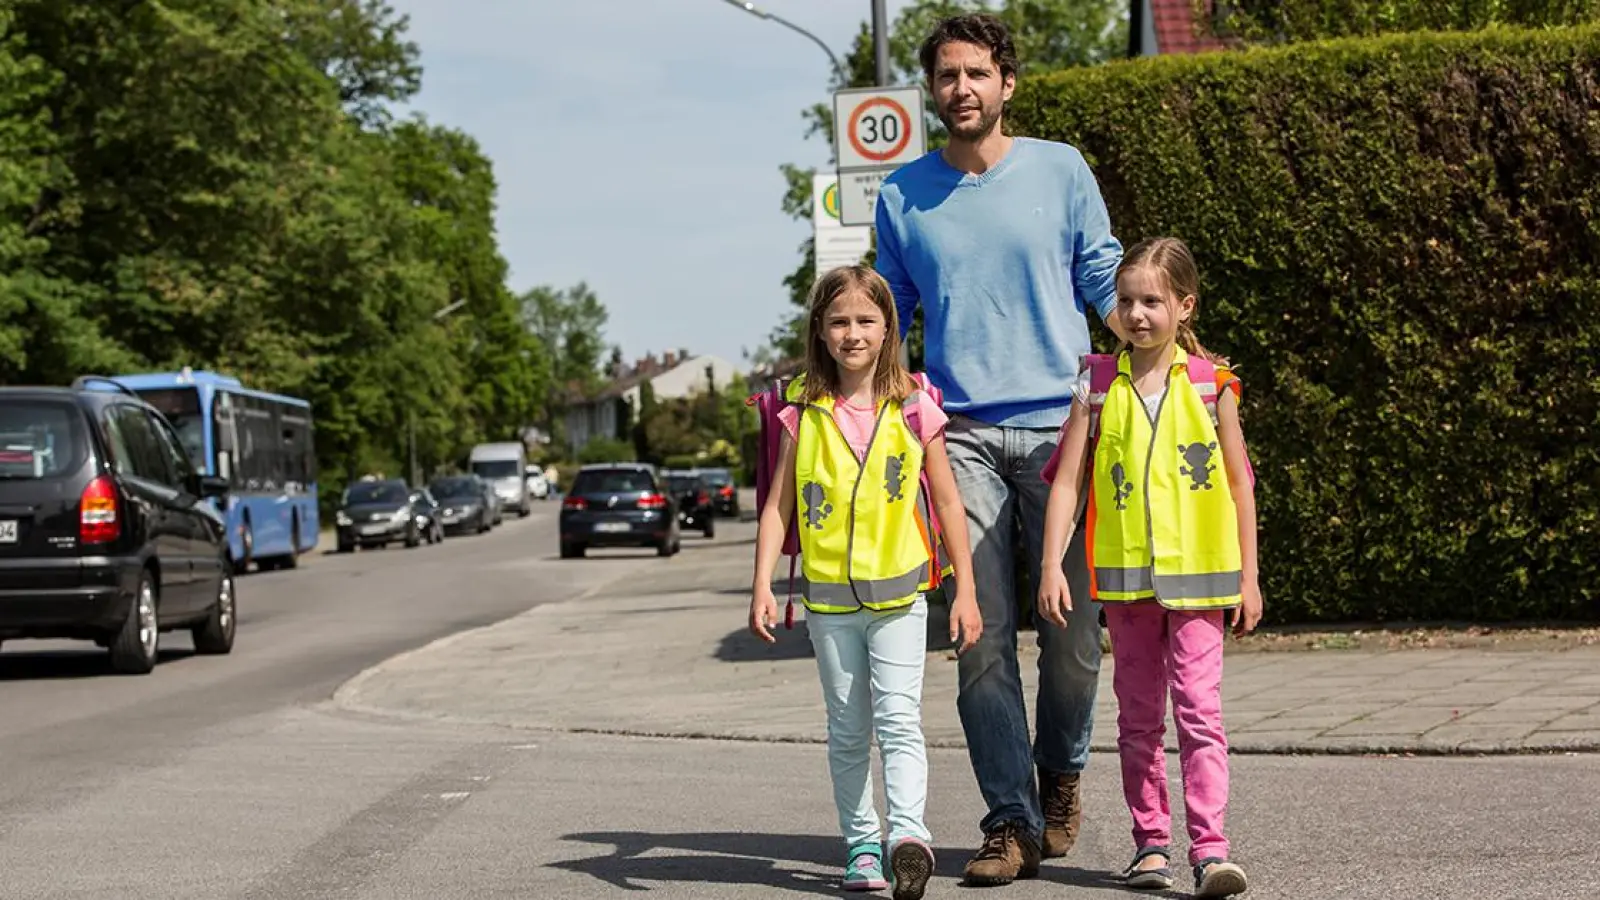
left=0, top=376, right=235, bottom=674
left=469, top=441, right=530, bottom=517
left=524, top=464, right=550, bottom=501
left=334, top=477, right=423, bottom=551
left=559, top=463, right=680, bottom=559
left=699, top=467, right=740, bottom=517
left=428, top=475, right=492, bottom=535
left=662, top=471, right=716, bottom=539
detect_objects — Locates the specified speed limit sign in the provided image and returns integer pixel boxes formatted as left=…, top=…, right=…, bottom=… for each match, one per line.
left=833, top=85, right=927, bottom=225
left=833, top=86, right=926, bottom=172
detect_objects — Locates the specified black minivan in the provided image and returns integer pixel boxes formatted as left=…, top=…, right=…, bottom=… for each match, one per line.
left=0, top=377, right=235, bottom=673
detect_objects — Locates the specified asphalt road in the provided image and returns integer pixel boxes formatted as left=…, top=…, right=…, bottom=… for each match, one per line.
left=0, top=505, right=1594, bottom=899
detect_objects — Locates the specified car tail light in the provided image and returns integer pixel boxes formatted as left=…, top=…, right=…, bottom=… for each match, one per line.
left=638, top=492, right=668, bottom=510
left=562, top=496, right=587, bottom=511
left=80, top=475, right=120, bottom=544
left=720, top=485, right=734, bottom=497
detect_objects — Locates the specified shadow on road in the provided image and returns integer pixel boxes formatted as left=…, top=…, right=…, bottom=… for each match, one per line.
left=0, top=646, right=196, bottom=681
left=715, top=622, right=814, bottom=663
left=552, top=830, right=1137, bottom=895
left=548, top=831, right=846, bottom=897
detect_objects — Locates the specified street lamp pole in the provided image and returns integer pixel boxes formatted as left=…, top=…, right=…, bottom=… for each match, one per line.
left=871, top=0, right=890, bottom=86
left=718, top=0, right=849, bottom=85
left=413, top=299, right=468, bottom=486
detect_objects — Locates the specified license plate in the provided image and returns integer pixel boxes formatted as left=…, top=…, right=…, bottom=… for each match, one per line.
left=594, top=522, right=630, bottom=533
left=360, top=524, right=389, bottom=536
left=0, top=520, right=15, bottom=543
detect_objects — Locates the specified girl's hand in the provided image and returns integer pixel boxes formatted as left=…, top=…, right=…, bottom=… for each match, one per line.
left=749, top=590, right=779, bottom=643
left=948, top=590, right=983, bottom=656
left=1037, top=566, right=1073, bottom=629
left=1234, top=579, right=1264, bottom=636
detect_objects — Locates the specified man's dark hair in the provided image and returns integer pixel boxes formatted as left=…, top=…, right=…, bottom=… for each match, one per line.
left=918, top=13, right=1019, bottom=82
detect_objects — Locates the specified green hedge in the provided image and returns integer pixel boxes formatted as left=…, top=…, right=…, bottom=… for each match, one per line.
left=1010, top=25, right=1600, bottom=623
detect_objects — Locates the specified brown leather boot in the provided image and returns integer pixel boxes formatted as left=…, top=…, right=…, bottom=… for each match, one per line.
left=1039, top=769, right=1082, bottom=858
left=962, top=822, right=1041, bottom=886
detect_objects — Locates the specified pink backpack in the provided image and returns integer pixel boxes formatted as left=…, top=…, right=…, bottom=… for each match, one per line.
left=1043, top=354, right=1255, bottom=485
left=747, top=372, right=947, bottom=629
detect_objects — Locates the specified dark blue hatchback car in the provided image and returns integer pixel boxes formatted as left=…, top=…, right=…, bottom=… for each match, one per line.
left=558, top=463, right=680, bottom=559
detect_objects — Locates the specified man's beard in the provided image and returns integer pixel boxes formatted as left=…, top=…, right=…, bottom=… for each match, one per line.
left=938, top=100, right=1001, bottom=142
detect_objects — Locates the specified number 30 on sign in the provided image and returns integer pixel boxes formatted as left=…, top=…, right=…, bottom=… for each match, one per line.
left=833, top=86, right=927, bottom=172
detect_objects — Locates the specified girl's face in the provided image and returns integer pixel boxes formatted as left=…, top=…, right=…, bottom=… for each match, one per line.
left=1116, top=265, right=1194, bottom=350
left=822, top=289, right=886, bottom=375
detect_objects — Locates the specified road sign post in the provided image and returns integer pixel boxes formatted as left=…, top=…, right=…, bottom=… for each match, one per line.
left=813, top=172, right=872, bottom=281
left=833, top=85, right=926, bottom=226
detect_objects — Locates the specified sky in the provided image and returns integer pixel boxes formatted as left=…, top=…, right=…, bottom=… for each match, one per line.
left=385, top=0, right=919, bottom=374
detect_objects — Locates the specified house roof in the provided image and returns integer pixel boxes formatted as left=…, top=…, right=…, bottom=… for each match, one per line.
left=1143, top=0, right=1226, bottom=55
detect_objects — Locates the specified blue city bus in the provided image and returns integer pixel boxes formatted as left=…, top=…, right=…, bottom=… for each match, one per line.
left=110, top=369, right=318, bottom=571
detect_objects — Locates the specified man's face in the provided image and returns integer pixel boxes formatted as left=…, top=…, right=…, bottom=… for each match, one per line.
left=929, top=40, right=1014, bottom=142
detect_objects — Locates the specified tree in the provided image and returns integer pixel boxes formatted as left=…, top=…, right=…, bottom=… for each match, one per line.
left=766, top=0, right=1127, bottom=365
left=0, top=0, right=554, bottom=509
left=521, top=280, right=612, bottom=449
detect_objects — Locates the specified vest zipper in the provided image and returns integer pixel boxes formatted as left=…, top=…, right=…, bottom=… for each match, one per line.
left=844, top=403, right=892, bottom=609
left=1137, top=365, right=1174, bottom=604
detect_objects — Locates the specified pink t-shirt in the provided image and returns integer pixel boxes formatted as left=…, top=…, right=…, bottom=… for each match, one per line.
left=778, top=392, right=949, bottom=462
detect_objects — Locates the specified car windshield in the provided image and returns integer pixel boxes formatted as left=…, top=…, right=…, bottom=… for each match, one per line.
left=665, top=477, right=700, bottom=494
left=701, top=469, right=732, bottom=485
left=0, top=400, right=82, bottom=480
left=345, top=482, right=408, bottom=505
left=471, top=460, right=521, bottom=480
left=573, top=470, right=654, bottom=494
left=430, top=478, right=479, bottom=500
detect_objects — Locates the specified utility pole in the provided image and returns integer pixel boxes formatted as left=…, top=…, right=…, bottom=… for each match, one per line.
left=871, top=0, right=890, bottom=86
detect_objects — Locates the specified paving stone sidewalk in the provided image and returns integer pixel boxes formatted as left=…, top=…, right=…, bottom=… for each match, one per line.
left=334, top=520, right=1600, bottom=756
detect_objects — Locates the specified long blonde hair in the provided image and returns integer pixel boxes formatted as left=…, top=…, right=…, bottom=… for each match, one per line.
left=1115, top=237, right=1225, bottom=364
left=801, top=264, right=914, bottom=405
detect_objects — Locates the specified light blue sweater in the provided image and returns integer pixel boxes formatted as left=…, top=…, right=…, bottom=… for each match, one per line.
left=874, top=137, right=1123, bottom=428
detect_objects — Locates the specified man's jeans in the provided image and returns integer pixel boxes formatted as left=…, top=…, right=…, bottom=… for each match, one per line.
left=946, top=414, right=1102, bottom=844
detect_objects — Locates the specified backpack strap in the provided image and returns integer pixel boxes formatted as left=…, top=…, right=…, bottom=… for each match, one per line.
left=1083, top=354, right=1119, bottom=442
left=1183, top=356, right=1221, bottom=426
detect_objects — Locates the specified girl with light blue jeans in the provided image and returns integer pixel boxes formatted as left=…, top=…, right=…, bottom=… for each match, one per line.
left=751, top=265, right=982, bottom=899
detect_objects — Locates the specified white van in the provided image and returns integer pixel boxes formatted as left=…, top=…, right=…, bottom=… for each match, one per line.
left=469, top=442, right=530, bottom=517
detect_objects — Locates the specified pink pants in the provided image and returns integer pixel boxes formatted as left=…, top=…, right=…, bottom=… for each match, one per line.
left=1104, top=602, right=1230, bottom=866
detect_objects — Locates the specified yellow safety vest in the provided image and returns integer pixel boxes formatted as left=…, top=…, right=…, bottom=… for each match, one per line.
left=789, top=379, right=941, bottom=614
left=1086, top=348, right=1243, bottom=610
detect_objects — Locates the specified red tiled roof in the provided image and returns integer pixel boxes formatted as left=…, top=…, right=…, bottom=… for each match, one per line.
left=1151, top=0, right=1226, bottom=54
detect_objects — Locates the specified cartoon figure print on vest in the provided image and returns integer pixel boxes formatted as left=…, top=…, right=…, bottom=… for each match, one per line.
left=787, top=375, right=947, bottom=615
left=1178, top=442, right=1218, bottom=490
left=1061, top=345, right=1251, bottom=611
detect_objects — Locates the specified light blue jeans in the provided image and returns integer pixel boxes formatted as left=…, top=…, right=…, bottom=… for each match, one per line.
left=945, top=414, right=1103, bottom=845
left=808, top=597, right=932, bottom=850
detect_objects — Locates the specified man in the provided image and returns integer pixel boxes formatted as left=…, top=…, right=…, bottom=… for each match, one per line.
left=873, top=12, right=1125, bottom=888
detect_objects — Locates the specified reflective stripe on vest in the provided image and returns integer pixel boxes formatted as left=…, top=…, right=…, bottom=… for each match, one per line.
left=1086, top=347, right=1242, bottom=610
left=792, top=388, right=933, bottom=615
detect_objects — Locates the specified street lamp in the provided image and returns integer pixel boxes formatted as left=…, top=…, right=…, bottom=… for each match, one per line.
left=412, top=299, right=468, bottom=486
left=719, top=0, right=849, bottom=86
